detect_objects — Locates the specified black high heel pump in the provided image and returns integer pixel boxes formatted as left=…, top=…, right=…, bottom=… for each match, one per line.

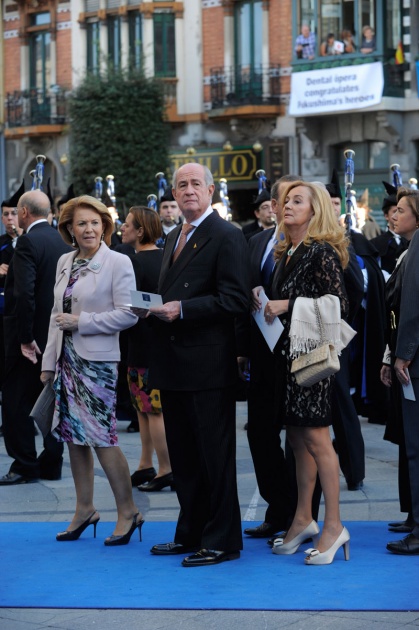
left=104, top=513, right=144, bottom=546
left=137, top=472, right=175, bottom=492
left=56, top=512, right=100, bottom=541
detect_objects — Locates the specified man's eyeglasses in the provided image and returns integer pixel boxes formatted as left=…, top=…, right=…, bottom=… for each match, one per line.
left=2, top=210, right=18, bottom=217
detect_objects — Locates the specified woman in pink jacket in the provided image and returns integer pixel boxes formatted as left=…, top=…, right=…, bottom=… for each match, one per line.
left=41, top=195, right=142, bottom=546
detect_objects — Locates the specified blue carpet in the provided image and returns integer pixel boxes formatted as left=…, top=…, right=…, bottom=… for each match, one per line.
left=0, top=521, right=417, bottom=611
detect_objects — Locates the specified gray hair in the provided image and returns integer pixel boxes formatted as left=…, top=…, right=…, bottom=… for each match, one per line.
left=172, top=164, right=214, bottom=188
left=18, top=190, right=50, bottom=218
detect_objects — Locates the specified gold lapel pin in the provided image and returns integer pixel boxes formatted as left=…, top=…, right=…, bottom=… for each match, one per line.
left=193, top=243, right=197, bottom=248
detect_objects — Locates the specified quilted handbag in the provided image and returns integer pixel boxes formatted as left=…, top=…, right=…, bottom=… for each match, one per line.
left=290, top=298, right=340, bottom=387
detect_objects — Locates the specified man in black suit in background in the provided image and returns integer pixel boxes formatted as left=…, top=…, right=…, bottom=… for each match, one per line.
left=0, top=190, right=71, bottom=485
left=237, top=175, right=300, bottom=539
left=146, top=163, right=250, bottom=566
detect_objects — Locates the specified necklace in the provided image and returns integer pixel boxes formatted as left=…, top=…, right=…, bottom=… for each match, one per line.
left=287, top=241, right=302, bottom=256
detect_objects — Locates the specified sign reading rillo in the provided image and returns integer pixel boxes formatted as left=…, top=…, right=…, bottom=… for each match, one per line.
left=170, top=148, right=261, bottom=181
left=289, top=62, right=384, bottom=116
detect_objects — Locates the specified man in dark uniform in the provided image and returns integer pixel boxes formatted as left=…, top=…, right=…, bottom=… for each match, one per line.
left=326, top=170, right=366, bottom=490
left=0, top=182, right=25, bottom=435
left=242, top=188, right=275, bottom=241
left=157, top=186, right=182, bottom=247
left=371, top=181, right=408, bottom=276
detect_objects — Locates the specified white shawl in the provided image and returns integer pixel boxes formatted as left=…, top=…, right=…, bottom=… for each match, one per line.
left=289, top=294, right=356, bottom=358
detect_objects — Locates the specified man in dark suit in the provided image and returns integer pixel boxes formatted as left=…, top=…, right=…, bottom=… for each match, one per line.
left=0, top=190, right=71, bottom=485
left=146, top=163, right=250, bottom=566
left=237, top=176, right=300, bottom=539
left=387, top=227, right=419, bottom=555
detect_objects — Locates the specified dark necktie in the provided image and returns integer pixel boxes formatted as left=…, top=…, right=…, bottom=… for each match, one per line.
left=172, top=223, right=195, bottom=262
left=261, top=240, right=277, bottom=287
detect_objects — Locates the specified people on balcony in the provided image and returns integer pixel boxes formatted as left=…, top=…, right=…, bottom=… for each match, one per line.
left=295, top=24, right=316, bottom=60
left=360, top=26, right=376, bottom=54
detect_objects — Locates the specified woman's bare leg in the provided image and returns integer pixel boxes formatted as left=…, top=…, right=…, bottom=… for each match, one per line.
left=95, top=445, right=140, bottom=535
left=66, top=443, right=98, bottom=529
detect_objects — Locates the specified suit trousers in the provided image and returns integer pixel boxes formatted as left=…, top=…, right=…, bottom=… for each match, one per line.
left=247, top=379, right=292, bottom=528
left=2, top=355, right=63, bottom=478
left=401, top=377, right=419, bottom=538
left=161, top=388, right=243, bottom=552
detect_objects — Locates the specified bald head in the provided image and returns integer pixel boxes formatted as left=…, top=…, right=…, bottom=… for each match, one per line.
left=17, top=190, right=51, bottom=230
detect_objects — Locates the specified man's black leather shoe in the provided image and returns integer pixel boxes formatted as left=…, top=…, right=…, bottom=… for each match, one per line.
left=182, top=549, right=240, bottom=567
left=243, top=522, right=283, bottom=538
left=0, top=472, right=38, bottom=485
left=347, top=480, right=364, bottom=491
left=388, top=523, right=414, bottom=533
left=150, top=542, right=198, bottom=555
left=386, top=533, right=419, bottom=555
left=388, top=518, right=414, bottom=533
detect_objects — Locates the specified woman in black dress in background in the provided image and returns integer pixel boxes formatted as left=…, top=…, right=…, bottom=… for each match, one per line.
left=121, top=207, right=174, bottom=491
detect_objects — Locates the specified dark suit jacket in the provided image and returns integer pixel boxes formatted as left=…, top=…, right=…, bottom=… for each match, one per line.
left=3, top=221, right=71, bottom=362
left=149, top=211, right=250, bottom=391
left=396, top=229, right=419, bottom=377
left=235, top=227, right=276, bottom=380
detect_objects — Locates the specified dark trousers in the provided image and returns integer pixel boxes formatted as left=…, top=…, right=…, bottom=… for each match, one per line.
left=332, top=346, right=365, bottom=485
left=401, top=378, right=419, bottom=538
left=161, top=388, right=243, bottom=552
left=247, top=381, right=292, bottom=528
left=2, top=355, right=63, bottom=478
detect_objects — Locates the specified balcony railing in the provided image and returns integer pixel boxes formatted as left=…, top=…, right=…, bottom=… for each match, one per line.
left=5, top=88, right=69, bottom=128
left=210, top=64, right=281, bottom=109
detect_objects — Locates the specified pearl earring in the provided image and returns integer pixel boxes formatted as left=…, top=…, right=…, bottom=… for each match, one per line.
left=71, top=235, right=76, bottom=247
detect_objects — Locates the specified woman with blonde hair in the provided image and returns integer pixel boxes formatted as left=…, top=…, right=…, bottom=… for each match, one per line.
left=255, top=181, right=350, bottom=564
left=41, top=195, right=143, bottom=545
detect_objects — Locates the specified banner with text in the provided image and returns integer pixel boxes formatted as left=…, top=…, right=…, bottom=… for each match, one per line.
left=289, top=62, right=384, bottom=116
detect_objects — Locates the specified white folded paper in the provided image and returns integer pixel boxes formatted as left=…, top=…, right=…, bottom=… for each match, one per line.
left=252, top=288, right=284, bottom=352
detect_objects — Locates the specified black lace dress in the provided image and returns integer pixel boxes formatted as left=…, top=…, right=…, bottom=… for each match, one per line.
left=272, top=241, right=349, bottom=427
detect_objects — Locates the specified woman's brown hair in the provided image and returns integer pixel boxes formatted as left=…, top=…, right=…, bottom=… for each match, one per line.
left=128, top=206, right=163, bottom=245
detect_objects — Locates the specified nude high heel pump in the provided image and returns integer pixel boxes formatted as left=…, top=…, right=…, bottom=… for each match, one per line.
left=56, top=512, right=100, bottom=541
left=104, top=513, right=144, bottom=546
left=272, top=520, right=320, bottom=555
left=304, top=526, right=350, bottom=565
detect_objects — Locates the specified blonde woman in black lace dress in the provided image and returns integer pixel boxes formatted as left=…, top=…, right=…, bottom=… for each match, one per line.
left=256, top=181, right=350, bottom=565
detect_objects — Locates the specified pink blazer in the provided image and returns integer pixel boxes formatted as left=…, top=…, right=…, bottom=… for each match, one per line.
left=42, top=243, right=138, bottom=371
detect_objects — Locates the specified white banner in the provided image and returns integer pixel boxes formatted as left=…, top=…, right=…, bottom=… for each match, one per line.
left=289, top=62, right=384, bottom=116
